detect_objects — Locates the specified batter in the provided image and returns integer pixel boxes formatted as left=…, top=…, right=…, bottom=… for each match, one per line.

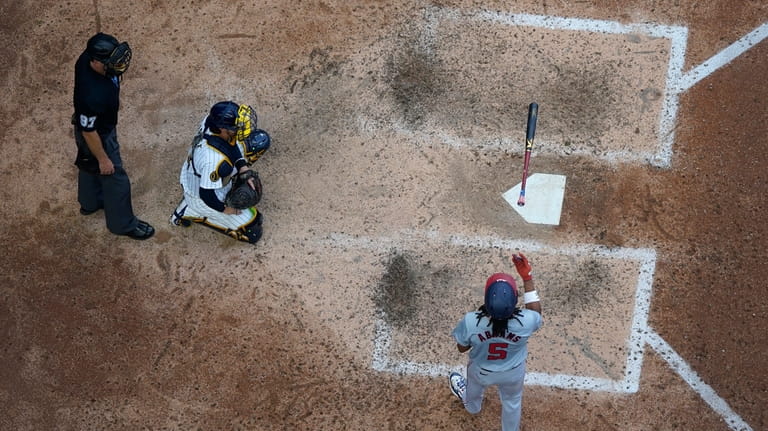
left=449, top=253, right=542, bottom=431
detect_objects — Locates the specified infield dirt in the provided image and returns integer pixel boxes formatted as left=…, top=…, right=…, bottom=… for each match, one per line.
left=1, top=1, right=766, bottom=430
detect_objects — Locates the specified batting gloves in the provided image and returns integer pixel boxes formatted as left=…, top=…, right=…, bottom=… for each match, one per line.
left=513, top=253, right=533, bottom=281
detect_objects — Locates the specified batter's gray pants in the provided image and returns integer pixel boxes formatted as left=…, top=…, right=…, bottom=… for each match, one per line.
left=464, top=361, right=527, bottom=431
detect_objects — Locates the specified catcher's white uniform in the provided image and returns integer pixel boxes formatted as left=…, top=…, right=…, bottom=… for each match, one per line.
left=171, top=120, right=262, bottom=243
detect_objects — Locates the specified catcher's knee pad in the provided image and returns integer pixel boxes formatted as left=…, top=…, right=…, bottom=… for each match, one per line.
left=243, top=211, right=263, bottom=244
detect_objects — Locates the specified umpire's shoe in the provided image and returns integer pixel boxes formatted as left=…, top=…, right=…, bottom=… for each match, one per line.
left=123, top=220, right=155, bottom=240
left=79, top=205, right=103, bottom=215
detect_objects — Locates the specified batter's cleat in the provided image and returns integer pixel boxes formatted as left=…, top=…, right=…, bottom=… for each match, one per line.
left=449, top=372, right=466, bottom=402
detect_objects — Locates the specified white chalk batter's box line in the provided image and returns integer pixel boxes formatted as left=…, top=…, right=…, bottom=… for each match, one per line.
left=324, top=231, right=656, bottom=393
left=424, top=7, right=687, bottom=168
left=359, top=7, right=768, bottom=170
left=323, top=231, right=754, bottom=430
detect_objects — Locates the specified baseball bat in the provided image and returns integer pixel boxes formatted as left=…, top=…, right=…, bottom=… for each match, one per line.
left=517, top=102, right=538, bottom=206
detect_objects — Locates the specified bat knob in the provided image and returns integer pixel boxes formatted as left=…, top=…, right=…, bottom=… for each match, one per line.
left=517, top=197, right=525, bottom=206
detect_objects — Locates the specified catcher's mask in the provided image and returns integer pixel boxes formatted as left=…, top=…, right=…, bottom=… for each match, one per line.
left=484, top=273, right=519, bottom=320
left=235, top=104, right=258, bottom=142
left=87, top=33, right=131, bottom=76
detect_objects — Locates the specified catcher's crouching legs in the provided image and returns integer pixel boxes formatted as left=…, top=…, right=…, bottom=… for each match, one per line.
left=241, top=211, right=263, bottom=244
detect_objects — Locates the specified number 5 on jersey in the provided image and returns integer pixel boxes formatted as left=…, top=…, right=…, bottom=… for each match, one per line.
left=488, top=343, right=509, bottom=360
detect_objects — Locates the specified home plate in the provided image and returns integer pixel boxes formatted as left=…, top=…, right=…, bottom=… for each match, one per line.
left=502, top=173, right=566, bottom=225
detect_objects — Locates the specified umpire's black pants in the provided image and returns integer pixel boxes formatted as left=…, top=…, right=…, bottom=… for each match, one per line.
left=75, top=128, right=139, bottom=234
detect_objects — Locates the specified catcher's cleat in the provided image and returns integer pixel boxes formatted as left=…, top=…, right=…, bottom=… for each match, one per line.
left=449, top=372, right=466, bottom=402
left=169, top=212, right=191, bottom=227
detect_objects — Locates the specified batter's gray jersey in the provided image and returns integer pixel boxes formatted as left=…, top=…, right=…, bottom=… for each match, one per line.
left=452, top=309, right=542, bottom=372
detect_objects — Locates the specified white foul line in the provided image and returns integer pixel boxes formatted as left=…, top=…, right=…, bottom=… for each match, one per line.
left=645, top=330, right=753, bottom=431
left=654, top=21, right=768, bottom=169
left=676, top=22, right=768, bottom=92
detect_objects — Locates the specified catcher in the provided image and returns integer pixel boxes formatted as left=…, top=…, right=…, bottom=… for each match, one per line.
left=170, top=101, right=271, bottom=244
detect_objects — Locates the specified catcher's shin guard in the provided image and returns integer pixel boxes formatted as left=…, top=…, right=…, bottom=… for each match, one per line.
left=190, top=210, right=262, bottom=244
left=225, top=211, right=263, bottom=244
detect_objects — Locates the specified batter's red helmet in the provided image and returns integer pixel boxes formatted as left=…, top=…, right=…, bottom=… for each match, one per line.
left=484, top=273, right=519, bottom=320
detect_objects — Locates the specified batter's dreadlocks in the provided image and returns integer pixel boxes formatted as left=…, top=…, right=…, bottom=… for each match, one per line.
left=476, top=305, right=524, bottom=338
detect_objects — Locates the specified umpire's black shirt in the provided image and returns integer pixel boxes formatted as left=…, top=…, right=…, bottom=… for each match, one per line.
left=73, top=51, right=120, bottom=135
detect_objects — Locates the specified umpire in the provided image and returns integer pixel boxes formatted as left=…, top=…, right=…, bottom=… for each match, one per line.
left=72, top=32, right=154, bottom=240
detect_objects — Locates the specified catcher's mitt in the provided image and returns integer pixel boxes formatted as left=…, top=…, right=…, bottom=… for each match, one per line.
left=225, top=170, right=262, bottom=209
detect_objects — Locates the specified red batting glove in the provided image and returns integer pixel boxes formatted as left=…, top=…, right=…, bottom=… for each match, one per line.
left=512, top=253, right=532, bottom=281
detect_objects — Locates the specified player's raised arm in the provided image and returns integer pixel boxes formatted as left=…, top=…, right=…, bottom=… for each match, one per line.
left=512, top=253, right=541, bottom=315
